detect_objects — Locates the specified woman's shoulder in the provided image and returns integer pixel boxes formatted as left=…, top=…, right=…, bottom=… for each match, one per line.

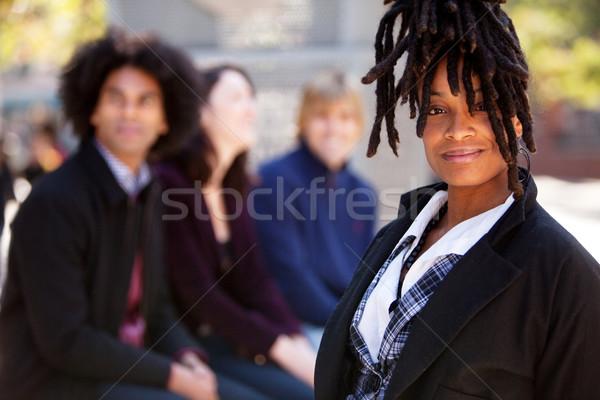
left=501, top=202, right=599, bottom=284
left=521, top=205, right=600, bottom=316
left=521, top=204, right=575, bottom=245
left=151, top=161, right=191, bottom=189
left=527, top=204, right=595, bottom=258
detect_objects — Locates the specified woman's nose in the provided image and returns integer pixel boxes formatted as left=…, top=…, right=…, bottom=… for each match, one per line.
left=445, top=111, right=475, bottom=141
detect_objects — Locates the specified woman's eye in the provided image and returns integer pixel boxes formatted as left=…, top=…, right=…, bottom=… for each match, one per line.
left=474, top=103, right=486, bottom=112
left=428, top=107, right=445, bottom=115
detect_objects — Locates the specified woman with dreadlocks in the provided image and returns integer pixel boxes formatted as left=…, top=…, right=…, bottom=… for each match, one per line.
left=315, top=1, right=600, bottom=399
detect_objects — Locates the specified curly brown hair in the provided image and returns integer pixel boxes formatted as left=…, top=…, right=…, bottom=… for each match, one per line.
left=363, top=0, right=536, bottom=199
left=59, top=26, right=201, bottom=159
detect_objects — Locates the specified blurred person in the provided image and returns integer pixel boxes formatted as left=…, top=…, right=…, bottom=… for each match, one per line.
left=253, top=69, right=377, bottom=349
left=0, top=28, right=220, bottom=400
left=0, top=141, right=15, bottom=238
left=23, top=122, right=67, bottom=185
left=153, top=64, right=316, bottom=400
left=0, top=141, right=15, bottom=286
left=314, top=1, right=600, bottom=399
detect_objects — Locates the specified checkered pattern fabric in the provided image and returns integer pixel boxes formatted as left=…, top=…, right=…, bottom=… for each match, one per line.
left=348, top=245, right=461, bottom=400
left=94, top=139, right=151, bottom=197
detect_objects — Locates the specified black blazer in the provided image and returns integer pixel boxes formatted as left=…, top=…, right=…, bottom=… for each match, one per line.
left=0, top=140, right=199, bottom=400
left=315, top=176, right=600, bottom=399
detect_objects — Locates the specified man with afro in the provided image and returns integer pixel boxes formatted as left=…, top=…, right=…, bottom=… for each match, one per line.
left=0, top=28, right=217, bottom=400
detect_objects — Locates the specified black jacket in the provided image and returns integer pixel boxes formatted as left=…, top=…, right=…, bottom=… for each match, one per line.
left=0, top=140, right=199, bottom=399
left=315, top=176, right=600, bottom=399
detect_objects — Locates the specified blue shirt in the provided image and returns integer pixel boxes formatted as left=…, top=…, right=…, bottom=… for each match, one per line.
left=253, top=143, right=377, bottom=325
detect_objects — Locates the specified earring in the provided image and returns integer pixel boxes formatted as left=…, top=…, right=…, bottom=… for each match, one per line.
left=518, top=145, right=531, bottom=187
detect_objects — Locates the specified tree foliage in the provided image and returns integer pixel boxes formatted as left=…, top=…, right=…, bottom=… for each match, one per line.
left=0, top=0, right=598, bottom=110
left=0, top=0, right=105, bottom=70
left=507, top=0, right=600, bottom=110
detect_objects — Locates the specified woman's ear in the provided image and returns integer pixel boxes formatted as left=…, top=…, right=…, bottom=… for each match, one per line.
left=512, top=116, right=523, bottom=138
left=512, top=92, right=529, bottom=138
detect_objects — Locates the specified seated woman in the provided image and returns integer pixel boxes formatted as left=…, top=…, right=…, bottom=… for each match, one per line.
left=153, top=64, right=316, bottom=400
left=253, top=69, right=377, bottom=349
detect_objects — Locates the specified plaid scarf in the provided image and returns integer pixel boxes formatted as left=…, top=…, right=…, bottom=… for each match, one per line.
left=348, top=236, right=461, bottom=400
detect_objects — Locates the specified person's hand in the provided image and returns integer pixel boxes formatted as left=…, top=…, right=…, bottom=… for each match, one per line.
left=167, top=356, right=219, bottom=400
left=269, top=334, right=316, bottom=387
left=289, top=333, right=316, bottom=352
left=179, top=351, right=216, bottom=382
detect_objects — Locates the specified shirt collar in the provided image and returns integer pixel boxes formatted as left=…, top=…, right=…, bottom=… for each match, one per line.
left=400, top=191, right=515, bottom=297
left=402, top=190, right=449, bottom=242
left=93, top=138, right=152, bottom=197
left=401, top=190, right=515, bottom=255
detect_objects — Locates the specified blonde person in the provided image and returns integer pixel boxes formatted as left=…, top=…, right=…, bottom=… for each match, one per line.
left=253, top=69, right=377, bottom=350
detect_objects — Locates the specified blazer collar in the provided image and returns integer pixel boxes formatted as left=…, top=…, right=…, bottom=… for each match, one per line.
left=318, top=171, right=538, bottom=399
left=384, top=171, right=537, bottom=397
left=317, top=182, right=444, bottom=398
left=384, top=240, right=521, bottom=397
left=316, top=217, right=409, bottom=398
left=337, top=179, right=443, bottom=324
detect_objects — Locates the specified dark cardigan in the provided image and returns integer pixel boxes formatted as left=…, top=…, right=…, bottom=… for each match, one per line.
left=315, top=174, right=600, bottom=399
left=153, top=161, right=302, bottom=357
left=0, top=140, right=201, bottom=400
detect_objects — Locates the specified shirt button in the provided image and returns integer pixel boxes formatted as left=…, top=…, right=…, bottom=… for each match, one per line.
left=254, top=354, right=267, bottom=365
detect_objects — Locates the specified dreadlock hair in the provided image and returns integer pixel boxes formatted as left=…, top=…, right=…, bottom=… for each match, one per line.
left=59, top=26, right=200, bottom=160
left=168, top=64, right=254, bottom=195
left=362, top=0, right=536, bottom=199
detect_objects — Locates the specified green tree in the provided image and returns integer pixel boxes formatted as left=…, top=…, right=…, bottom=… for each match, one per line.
left=0, top=0, right=105, bottom=70
left=507, top=0, right=600, bottom=110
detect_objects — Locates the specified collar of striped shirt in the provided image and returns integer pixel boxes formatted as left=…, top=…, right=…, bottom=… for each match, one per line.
left=93, top=138, right=152, bottom=197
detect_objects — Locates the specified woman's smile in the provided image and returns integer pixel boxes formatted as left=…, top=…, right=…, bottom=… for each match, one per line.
left=441, top=147, right=484, bottom=164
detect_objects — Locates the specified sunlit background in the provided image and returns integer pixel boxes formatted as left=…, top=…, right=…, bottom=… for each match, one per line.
left=1, top=0, right=599, bottom=267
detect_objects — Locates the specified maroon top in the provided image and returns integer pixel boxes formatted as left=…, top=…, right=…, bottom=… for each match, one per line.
left=153, top=162, right=302, bottom=356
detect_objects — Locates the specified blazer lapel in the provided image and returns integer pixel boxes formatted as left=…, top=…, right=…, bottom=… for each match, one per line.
left=316, top=218, right=410, bottom=399
left=318, top=174, right=537, bottom=399
left=317, top=183, right=446, bottom=399
left=384, top=238, right=522, bottom=398
left=384, top=176, right=536, bottom=398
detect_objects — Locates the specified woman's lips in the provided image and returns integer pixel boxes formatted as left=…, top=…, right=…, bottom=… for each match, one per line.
left=442, top=148, right=483, bottom=163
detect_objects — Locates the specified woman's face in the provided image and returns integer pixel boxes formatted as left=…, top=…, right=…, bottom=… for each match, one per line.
left=422, top=57, right=521, bottom=194
left=302, top=98, right=362, bottom=171
left=201, top=69, right=257, bottom=155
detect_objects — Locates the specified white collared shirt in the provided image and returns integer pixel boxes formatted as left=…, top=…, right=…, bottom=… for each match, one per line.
left=358, top=190, right=515, bottom=360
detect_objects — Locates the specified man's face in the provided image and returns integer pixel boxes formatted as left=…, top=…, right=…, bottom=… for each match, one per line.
left=90, top=65, right=168, bottom=172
